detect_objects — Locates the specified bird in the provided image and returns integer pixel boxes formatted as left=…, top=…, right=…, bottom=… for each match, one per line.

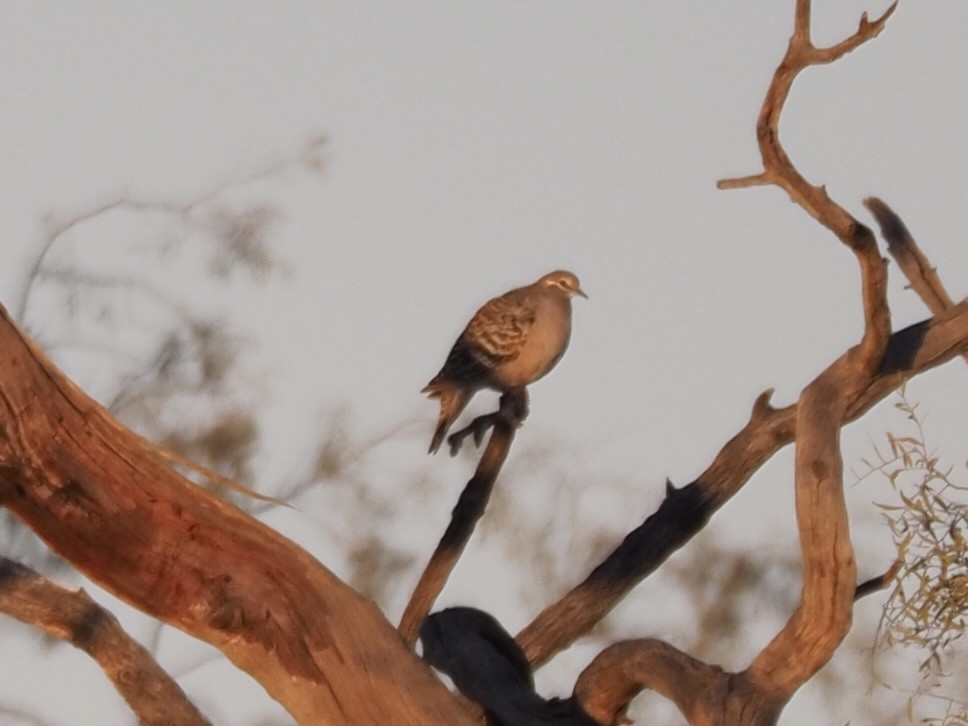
left=423, top=270, right=587, bottom=454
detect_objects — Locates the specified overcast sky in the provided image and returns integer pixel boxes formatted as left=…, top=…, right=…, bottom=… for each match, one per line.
left=1, top=2, right=966, bottom=724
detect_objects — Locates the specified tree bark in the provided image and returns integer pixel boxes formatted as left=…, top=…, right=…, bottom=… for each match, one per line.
left=0, top=303, right=471, bottom=725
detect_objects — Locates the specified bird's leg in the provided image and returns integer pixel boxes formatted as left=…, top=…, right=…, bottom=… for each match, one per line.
left=446, top=388, right=530, bottom=456
left=500, top=387, right=529, bottom=423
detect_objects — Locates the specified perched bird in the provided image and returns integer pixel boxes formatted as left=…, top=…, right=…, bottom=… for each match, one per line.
left=423, top=270, right=587, bottom=454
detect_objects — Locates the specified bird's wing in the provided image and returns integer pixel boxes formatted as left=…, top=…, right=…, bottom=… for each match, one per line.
left=426, top=290, right=536, bottom=389
left=462, top=291, right=536, bottom=368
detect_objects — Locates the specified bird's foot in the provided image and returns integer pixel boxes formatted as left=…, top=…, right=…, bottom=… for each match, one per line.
left=445, top=389, right=530, bottom=456
left=446, top=413, right=499, bottom=456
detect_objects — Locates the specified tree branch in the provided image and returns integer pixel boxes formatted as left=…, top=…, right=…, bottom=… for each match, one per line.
left=0, top=557, right=210, bottom=725
left=718, top=0, right=896, bottom=247
left=574, top=639, right=725, bottom=726
left=520, top=1, right=937, bottom=672
left=741, top=233, right=889, bottom=701
left=399, top=391, right=527, bottom=647
left=569, top=560, right=904, bottom=725
left=864, top=197, right=959, bottom=315
left=519, top=302, right=968, bottom=668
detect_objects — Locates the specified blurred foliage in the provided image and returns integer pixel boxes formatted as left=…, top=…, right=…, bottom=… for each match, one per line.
left=0, top=136, right=324, bottom=570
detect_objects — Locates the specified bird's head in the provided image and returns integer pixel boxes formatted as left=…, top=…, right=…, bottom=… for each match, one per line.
left=539, top=270, right=588, bottom=300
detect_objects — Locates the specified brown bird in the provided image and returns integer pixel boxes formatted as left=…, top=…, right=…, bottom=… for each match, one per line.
left=423, top=270, right=587, bottom=454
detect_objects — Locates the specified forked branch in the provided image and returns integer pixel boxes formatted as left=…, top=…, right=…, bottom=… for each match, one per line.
left=718, top=0, right=897, bottom=247
left=522, top=0, right=905, bottom=687
left=519, top=299, right=968, bottom=670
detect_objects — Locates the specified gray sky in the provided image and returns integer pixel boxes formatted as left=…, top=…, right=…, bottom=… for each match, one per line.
left=1, top=2, right=967, bottom=724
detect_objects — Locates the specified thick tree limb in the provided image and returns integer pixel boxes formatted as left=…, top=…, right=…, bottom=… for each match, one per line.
left=570, top=560, right=904, bottom=726
left=0, top=557, right=210, bottom=725
left=0, top=302, right=473, bottom=726
left=739, top=234, right=888, bottom=703
left=398, top=390, right=527, bottom=647
left=574, top=639, right=724, bottom=726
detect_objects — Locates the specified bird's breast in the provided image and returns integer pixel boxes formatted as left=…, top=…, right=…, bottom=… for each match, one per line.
left=490, top=299, right=572, bottom=389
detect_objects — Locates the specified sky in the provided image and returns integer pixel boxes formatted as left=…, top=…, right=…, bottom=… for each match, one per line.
left=1, top=2, right=967, bottom=724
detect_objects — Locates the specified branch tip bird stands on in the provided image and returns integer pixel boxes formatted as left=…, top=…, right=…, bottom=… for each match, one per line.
left=423, top=270, right=587, bottom=454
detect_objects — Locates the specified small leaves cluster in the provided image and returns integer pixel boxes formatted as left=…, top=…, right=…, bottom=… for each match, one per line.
left=863, top=391, right=968, bottom=723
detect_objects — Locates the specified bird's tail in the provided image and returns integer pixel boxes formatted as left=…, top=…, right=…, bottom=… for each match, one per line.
left=424, top=381, right=470, bottom=455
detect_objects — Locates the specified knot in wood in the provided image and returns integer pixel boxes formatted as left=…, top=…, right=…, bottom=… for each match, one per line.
left=208, top=592, right=246, bottom=631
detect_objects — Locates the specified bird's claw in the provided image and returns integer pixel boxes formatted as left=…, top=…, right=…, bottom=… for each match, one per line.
left=446, top=413, right=499, bottom=456
left=445, top=393, right=531, bottom=456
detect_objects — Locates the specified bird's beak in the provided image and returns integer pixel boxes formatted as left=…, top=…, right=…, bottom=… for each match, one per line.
left=575, top=287, right=588, bottom=300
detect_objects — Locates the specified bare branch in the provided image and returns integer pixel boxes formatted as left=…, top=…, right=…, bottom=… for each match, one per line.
left=864, top=197, right=958, bottom=314
left=0, top=557, right=210, bottom=725
left=574, top=639, right=726, bottom=726
left=137, top=429, right=292, bottom=508
left=807, top=4, right=898, bottom=65
left=718, top=1, right=896, bottom=249
left=716, top=172, right=773, bottom=190
left=398, top=391, right=527, bottom=647
left=520, top=191, right=968, bottom=674
left=744, top=238, right=889, bottom=698
left=523, top=1, right=911, bottom=673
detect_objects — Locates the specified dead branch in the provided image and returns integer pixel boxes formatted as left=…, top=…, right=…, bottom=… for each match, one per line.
left=518, top=301, right=968, bottom=667
left=864, top=197, right=963, bottom=317
left=0, top=302, right=472, bottom=725
left=0, top=557, right=210, bottom=725
left=520, top=0, right=912, bottom=672
left=718, top=0, right=896, bottom=247
left=546, top=2, right=904, bottom=721
left=716, top=9, right=900, bottom=696
left=574, top=639, right=724, bottom=726
left=567, top=238, right=893, bottom=722
left=570, top=559, right=904, bottom=726
left=398, top=390, right=527, bottom=647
